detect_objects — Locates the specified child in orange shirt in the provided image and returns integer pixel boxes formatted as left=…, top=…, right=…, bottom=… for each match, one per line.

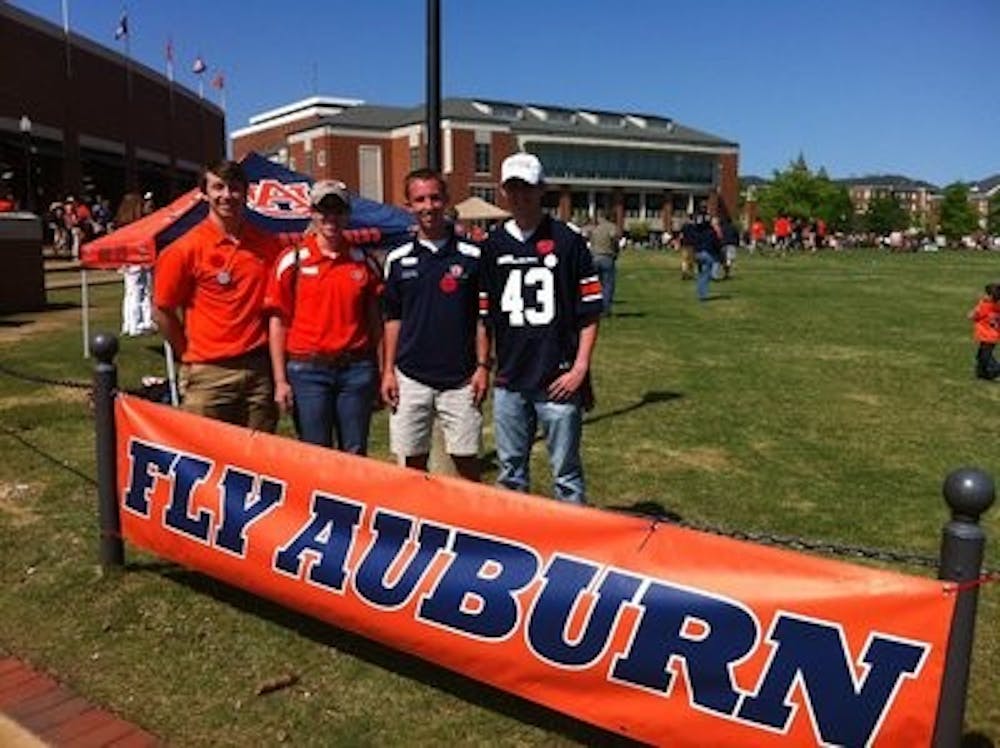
left=968, top=283, right=1000, bottom=380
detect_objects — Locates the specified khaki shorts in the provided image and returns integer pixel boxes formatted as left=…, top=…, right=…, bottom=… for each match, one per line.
left=180, top=348, right=277, bottom=432
left=390, top=368, right=482, bottom=458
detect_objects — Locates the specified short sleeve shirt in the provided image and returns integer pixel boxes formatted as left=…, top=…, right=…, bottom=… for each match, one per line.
left=263, top=233, right=382, bottom=356
left=153, top=217, right=282, bottom=363
left=479, top=216, right=602, bottom=391
left=383, top=234, right=481, bottom=389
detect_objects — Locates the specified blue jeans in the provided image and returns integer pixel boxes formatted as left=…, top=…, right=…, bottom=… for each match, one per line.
left=695, top=250, right=715, bottom=300
left=592, top=254, right=616, bottom=315
left=287, top=359, right=376, bottom=454
left=493, top=387, right=585, bottom=503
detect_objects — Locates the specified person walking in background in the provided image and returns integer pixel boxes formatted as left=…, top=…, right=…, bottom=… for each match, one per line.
left=750, top=217, right=766, bottom=253
left=381, top=169, right=489, bottom=480
left=265, top=180, right=383, bottom=453
left=153, top=159, right=282, bottom=431
left=774, top=214, right=791, bottom=255
left=479, top=153, right=602, bottom=503
left=588, top=210, right=621, bottom=316
left=720, top=217, right=740, bottom=279
left=693, top=212, right=722, bottom=301
left=679, top=214, right=696, bottom=280
left=968, top=283, right=1000, bottom=381
left=116, top=192, right=156, bottom=336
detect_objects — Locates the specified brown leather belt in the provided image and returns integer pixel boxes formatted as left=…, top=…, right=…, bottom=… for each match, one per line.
left=287, top=350, right=374, bottom=368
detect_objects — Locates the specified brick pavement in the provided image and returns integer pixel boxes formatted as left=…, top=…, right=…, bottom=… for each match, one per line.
left=0, top=657, right=159, bottom=747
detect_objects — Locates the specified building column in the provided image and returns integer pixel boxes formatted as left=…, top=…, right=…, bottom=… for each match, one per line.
left=558, top=186, right=571, bottom=222
left=612, top=187, right=624, bottom=229
left=661, top=190, right=673, bottom=232
left=588, top=189, right=596, bottom=221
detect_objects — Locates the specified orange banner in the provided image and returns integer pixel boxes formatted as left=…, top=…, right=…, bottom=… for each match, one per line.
left=115, top=395, right=955, bottom=746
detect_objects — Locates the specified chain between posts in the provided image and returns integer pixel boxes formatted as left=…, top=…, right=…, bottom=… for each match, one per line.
left=627, top=512, right=1000, bottom=579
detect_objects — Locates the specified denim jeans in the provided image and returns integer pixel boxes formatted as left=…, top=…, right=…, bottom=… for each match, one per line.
left=493, top=387, right=585, bottom=503
left=695, top=250, right=715, bottom=300
left=286, top=358, right=376, bottom=454
left=592, top=254, right=616, bottom=315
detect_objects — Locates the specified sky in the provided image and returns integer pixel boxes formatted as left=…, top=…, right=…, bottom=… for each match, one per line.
left=11, top=0, right=1000, bottom=186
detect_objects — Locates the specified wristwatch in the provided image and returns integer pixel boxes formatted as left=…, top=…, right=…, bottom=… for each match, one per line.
left=476, top=358, right=494, bottom=371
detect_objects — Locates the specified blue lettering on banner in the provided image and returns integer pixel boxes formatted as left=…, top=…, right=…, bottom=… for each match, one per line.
left=123, top=439, right=177, bottom=516
left=213, top=467, right=285, bottom=557
left=273, top=493, right=363, bottom=591
left=611, top=580, right=758, bottom=714
left=527, top=555, right=642, bottom=668
left=119, top=438, right=935, bottom=744
left=735, top=613, right=928, bottom=747
left=162, top=455, right=214, bottom=542
left=418, top=532, right=540, bottom=640
left=353, top=510, right=451, bottom=609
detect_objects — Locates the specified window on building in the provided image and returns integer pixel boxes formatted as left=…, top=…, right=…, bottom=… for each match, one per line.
left=358, top=145, right=383, bottom=201
left=541, top=189, right=560, bottom=218
left=624, top=193, right=642, bottom=219
left=316, top=150, right=326, bottom=168
left=474, top=142, right=491, bottom=174
left=409, top=146, right=421, bottom=171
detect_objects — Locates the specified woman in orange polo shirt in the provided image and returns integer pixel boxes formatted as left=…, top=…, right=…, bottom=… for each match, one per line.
left=265, top=180, right=382, bottom=453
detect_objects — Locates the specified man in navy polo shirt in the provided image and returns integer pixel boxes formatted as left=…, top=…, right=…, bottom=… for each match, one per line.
left=381, top=169, right=490, bottom=480
left=479, top=153, right=602, bottom=503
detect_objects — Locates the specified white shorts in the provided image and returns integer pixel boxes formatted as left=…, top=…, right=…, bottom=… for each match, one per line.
left=389, top=368, right=482, bottom=458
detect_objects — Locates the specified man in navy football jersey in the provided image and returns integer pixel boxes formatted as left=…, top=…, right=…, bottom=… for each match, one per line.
left=479, top=153, right=602, bottom=503
left=381, top=169, right=490, bottom=480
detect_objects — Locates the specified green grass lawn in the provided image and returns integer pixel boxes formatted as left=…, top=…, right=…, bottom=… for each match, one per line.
left=1, top=248, right=998, bottom=745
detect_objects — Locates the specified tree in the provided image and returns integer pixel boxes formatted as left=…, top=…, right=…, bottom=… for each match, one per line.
left=987, top=192, right=1000, bottom=235
left=863, top=194, right=908, bottom=235
left=754, top=156, right=854, bottom=231
left=938, top=183, right=978, bottom=242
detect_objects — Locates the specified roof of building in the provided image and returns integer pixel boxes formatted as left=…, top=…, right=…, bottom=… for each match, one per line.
left=280, top=97, right=737, bottom=149
left=835, top=174, right=940, bottom=191
left=969, top=174, right=1000, bottom=196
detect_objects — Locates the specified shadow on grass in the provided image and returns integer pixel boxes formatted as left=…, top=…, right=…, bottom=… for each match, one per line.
left=605, top=500, right=684, bottom=524
left=0, top=425, right=97, bottom=487
left=962, top=732, right=995, bottom=747
left=0, top=301, right=81, bottom=325
left=479, top=390, right=683, bottom=471
left=132, top=561, right=642, bottom=747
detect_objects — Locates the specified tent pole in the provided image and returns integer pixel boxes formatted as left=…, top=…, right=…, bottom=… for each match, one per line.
left=163, top=340, right=180, bottom=406
left=81, top=268, right=91, bottom=358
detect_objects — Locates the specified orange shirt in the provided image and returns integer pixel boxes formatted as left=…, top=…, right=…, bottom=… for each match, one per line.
left=264, top=233, right=381, bottom=356
left=751, top=220, right=766, bottom=241
left=154, top=217, right=282, bottom=363
left=774, top=217, right=791, bottom=238
left=971, top=298, right=1000, bottom=343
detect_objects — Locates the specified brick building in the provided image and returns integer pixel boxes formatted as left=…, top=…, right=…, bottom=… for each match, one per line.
left=232, top=96, right=739, bottom=231
left=0, top=3, right=224, bottom=212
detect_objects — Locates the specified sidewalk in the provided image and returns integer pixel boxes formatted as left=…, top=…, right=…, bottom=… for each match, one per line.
left=43, top=259, right=120, bottom=291
left=0, top=657, right=159, bottom=747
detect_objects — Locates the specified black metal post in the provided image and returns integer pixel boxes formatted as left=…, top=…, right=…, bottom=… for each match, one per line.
left=426, top=0, right=441, bottom=171
left=93, top=332, right=124, bottom=570
left=932, top=467, right=995, bottom=746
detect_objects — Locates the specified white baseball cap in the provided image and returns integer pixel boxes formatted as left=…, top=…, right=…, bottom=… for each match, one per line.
left=310, top=179, right=350, bottom=209
left=501, top=153, right=545, bottom=186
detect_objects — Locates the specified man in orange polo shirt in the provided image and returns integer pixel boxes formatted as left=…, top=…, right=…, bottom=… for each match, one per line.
left=153, top=159, right=282, bottom=431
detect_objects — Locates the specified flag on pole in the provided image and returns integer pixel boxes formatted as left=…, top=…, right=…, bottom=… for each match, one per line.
left=114, top=11, right=128, bottom=40
left=211, top=72, right=224, bottom=90
left=165, top=37, right=174, bottom=81
left=192, top=55, right=207, bottom=74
